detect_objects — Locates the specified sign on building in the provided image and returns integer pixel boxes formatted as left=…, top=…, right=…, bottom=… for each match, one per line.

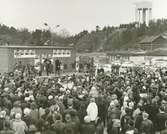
left=53, top=49, right=71, bottom=57
left=14, top=49, right=36, bottom=58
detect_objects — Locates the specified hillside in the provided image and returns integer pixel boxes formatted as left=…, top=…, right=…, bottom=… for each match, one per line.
left=0, top=19, right=167, bottom=51
left=0, top=24, right=66, bottom=46
left=71, top=19, right=167, bottom=51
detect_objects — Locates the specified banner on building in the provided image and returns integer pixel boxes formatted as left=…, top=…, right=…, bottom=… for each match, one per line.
left=53, top=49, right=71, bottom=57
left=14, top=49, right=36, bottom=58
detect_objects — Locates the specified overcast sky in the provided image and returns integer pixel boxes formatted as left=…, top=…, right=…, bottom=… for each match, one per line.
left=0, top=0, right=166, bottom=35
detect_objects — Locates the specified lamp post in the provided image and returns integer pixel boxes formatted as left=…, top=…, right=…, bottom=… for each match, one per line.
left=44, top=23, right=60, bottom=45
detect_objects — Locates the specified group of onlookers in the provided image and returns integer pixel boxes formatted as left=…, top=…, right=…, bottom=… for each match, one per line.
left=0, top=62, right=167, bottom=134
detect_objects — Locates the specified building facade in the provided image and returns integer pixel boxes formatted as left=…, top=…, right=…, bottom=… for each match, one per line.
left=0, top=45, right=76, bottom=73
left=107, top=50, right=167, bottom=67
left=139, top=35, right=167, bottom=50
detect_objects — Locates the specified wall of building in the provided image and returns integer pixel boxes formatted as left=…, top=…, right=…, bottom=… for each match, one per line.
left=8, top=48, right=34, bottom=72
left=0, top=48, right=9, bottom=73
left=7, top=47, right=76, bottom=73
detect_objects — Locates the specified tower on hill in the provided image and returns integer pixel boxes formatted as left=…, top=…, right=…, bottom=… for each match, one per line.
left=135, top=1, right=152, bottom=26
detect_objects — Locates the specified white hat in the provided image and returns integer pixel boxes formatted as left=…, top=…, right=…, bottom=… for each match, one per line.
left=48, top=95, right=53, bottom=100
left=60, top=87, right=66, bottom=92
left=73, top=86, right=77, bottom=91
left=4, top=87, right=9, bottom=92
left=84, top=116, right=91, bottom=123
left=29, top=95, right=35, bottom=101
left=25, top=97, right=30, bottom=101
left=91, top=86, right=96, bottom=90
left=17, top=88, right=21, bottom=91
left=78, top=95, right=84, bottom=99
left=59, top=95, right=64, bottom=100
left=24, top=108, right=31, bottom=115
left=143, top=86, right=146, bottom=90
left=0, top=111, right=6, bottom=118
left=66, top=90, right=70, bottom=94
left=142, top=112, right=149, bottom=120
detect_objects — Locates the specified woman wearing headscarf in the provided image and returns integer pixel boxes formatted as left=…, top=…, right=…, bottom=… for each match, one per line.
left=12, top=113, right=28, bottom=134
left=86, top=98, right=98, bottom=123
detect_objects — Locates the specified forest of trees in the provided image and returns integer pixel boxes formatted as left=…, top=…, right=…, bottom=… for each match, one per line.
left=0, top=19, right=167, bottom=52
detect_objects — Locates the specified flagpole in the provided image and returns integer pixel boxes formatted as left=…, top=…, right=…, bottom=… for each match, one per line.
left=44, top=23, right=60, bottom=45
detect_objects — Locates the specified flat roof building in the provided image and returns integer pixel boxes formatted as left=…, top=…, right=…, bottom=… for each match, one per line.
left=0, top=45, right=76, bottom=74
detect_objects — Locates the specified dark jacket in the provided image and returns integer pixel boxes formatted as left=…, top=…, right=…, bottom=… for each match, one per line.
left=51, top=121, right=65, bottom=134
left=80, top=122, right=95, bottom=134
left=135, top=113, right=143, bottom=130
left=139, top=119, right=154, bottom=134
left=64, top=122, right=77, bottom=134
left=161, top=128, right=167, bottom=134
left=96, top=123, right=104, bottom=134
left=121, top=114, right=133, bottom=133
left=42, top=130, right=56, bottom=134
left=155, top=112, right=167, bottom=131
left=0, top=129, right=15, bottom=134
left=0, top=118, right=4, bottom=131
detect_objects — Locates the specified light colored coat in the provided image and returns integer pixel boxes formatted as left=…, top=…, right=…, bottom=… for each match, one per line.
left=12, top=119, right=28, bottom=134
left=86, top=102, right=98, bottom=121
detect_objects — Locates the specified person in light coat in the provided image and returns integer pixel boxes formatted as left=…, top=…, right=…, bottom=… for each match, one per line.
left=12, top=113, right=28, bottom=134
left=86, top=98, right=98, bottom=122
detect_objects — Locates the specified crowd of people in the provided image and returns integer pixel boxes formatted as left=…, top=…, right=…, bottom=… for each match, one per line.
left=0, top=61, right=167, bottom=134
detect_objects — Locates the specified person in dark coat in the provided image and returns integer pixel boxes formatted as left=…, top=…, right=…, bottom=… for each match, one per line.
left=80, top=116, right=96, bottom=134
left=41, top=108, right=54, bottom=126
left=155, top=106, right=167, bottom=133
left=0, top=115, right=5, bottom=131
left=78, top=102, right=87, bottom=123
left=125, top=119, right=138, bottom=134
left=107, top=103, right=121, bottom=134
left=64, top=99, right=78, bottom=121
left=145, top=99, right=159, bottom=124
left=134, top=107, right=144, bottom=131
left=29, top=102, right=39, bottom=124
left=96, top=95, right=107, bottom=126
left=0, top=121, right=15, bottom=134
left=41, top=123, right=56, bottom=134
left=64, top=113, right=77, bottom=134
left=139, top=112, right=154, bottom=134
left=64, top=98, right=80, bottom=132
left=121, top=108, right=133, bottom=134
left=51, top=114, right=65, bottom=134
left=95, top=117, right=104, bottom=134
left=161, top=120, right=167, bottom=134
